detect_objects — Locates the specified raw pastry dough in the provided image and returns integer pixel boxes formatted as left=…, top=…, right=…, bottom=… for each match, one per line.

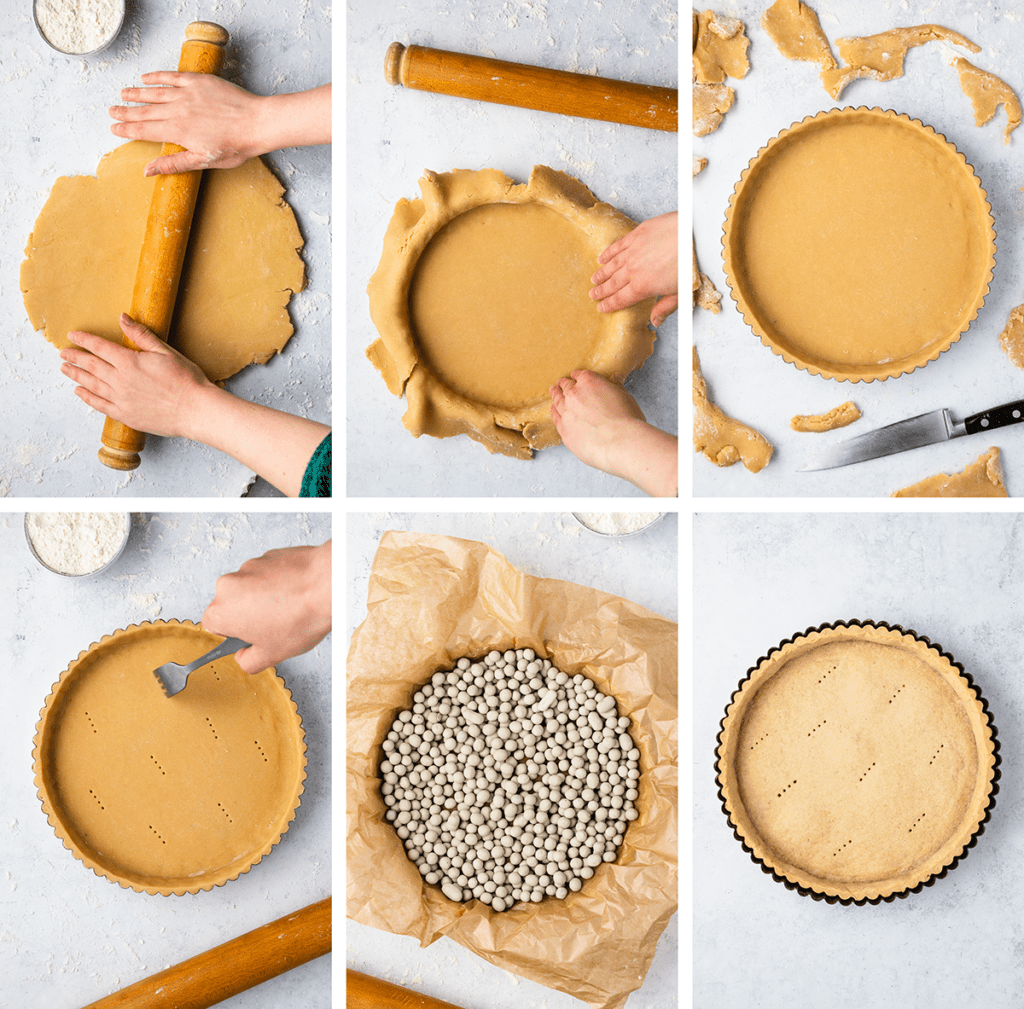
left=790, top=401, right=861, bottom=433
left=693, top=82, right=735, bottom=137
left=821, top=25, right=979, bottom=101
left=953, top=58, right=1022, bottom=145
left=761, top=0, right=836, bottom=73
left=33, top=620, right=306, bottom=895
left=366, top=167, right=655, bottom=459
left=692, top=10, right=750, bottom=84
left=892, top=447, right=1007, bottom=498
left=723, top=108, right=996, bottom=382
left=692, top=347, right=772, bottom=472
left=999, top=304, right=1024, bottom=368
left=21, top=141, right=305, bottom=383
left=692, top=240, right=720, bottom=314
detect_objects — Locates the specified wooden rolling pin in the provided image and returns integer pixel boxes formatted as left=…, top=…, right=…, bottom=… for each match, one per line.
left=81, top=897, right=331, bottom=1009
left=347, top=969, right=469, bottom=1009
left=98, top=21, right=229, bottom=471
left=385, top=42, right=677, bottom=132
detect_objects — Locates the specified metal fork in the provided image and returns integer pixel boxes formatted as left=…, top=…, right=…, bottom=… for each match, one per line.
left=152, top=637, right=250, bottom=697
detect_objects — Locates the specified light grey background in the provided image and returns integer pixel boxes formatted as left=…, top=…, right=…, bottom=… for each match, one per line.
left=693, top=0, right=1024, bottom=496
left=0, top=511, right=332, bottom=1008
left=1, top=2, right=331, bottom=497
left=347, top=0, right=679, bottom=498
left=347, top=510, right=678, bottom=1008
left=694, top=512, right=1024, bottom=1007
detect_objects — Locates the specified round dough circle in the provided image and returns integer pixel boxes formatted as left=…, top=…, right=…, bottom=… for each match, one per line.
left=409, top=203, right=605, bottom=410
left=723, top=108, right=996, bottom=382
left=717, top=621, right=997, bottom=903
left=33, top=620, right=306, bottom=895
left=21, top=141, right=306, bottom=383
left=367, top=166, right=656, bottom=458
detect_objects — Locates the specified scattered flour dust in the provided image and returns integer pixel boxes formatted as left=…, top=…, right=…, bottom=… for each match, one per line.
left=35, top=0, right=121, bottom=54
left=26, top=512, right=128, bottom=574
left=573, top=512, right=662, bottom=535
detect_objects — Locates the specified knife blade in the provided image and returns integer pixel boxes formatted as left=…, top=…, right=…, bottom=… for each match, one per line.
left=798, top=398, right=1024, bottom=471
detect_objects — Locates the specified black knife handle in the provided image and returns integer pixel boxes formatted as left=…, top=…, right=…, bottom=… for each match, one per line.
left=964, top=399, right=1024, bottom=435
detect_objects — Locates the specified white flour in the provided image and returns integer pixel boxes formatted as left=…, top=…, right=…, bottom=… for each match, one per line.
left=574, top=512, right=662, bottom=535
left=26, top=512, right=128, bottom=575
left=35, top=0, right=121, bottom=55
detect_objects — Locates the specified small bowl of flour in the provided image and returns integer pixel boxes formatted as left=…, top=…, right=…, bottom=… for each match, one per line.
left=25, top=512, right=131, bottom=577
left=34, top=0, right=125, bottom=57
left=571, top=512, right=665, bottom=538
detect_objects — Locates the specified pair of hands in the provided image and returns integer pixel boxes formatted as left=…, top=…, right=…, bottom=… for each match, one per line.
left=203, top=541, right=332, bottom=675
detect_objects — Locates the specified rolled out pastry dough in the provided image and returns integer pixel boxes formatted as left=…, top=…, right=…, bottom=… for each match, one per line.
left=21, top=141, right=305, bottom=383
left=366, top=166, right=655, bottom=460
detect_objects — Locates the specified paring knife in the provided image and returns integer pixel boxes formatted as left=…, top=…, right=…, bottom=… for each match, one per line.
left=798, top=398, right=1024, bottom=471
left=152, top=637, right=250, bottom=697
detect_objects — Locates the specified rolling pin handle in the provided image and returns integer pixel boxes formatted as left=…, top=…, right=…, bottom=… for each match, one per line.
left=186, top=21, right=229, bottom=46
left=385, top=41, right=406, bottom=85
left=97, top=444, right=143, bottom=471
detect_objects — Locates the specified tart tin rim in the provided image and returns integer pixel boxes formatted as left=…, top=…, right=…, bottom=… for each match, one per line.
left=720, top=107, right=997, bottom=384
left=32, top=618, right=307, bottom=897
left=714, top=618, right=1000, bottom=905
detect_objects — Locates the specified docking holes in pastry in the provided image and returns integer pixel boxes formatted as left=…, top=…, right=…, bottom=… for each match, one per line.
left=205, top=717, right=219, bottom=741
left=908, top=812, right=927, bottom=833
left=858, top=762, right=876, bottom=783
left=807, top=720, right=827, bottom=738
left=832, top=839, right=854, bottom=858
left=776, top=779, right=797, bottom=798
left=84, top=711, right=97, bottom=734
left=816, top=665, right=836, bottom=685
left=749, top=732, right=769, bottom=750
left=888, top=683, right=907, bottom=703
left=149, top=755, right=166, bottom=776
left=148, top=824, right=166, bottom=844
left=929, top=744, right=945, bottom=765
left=88, top=789, right=105, bottom=811
left=254, top=739, right=268, bottom=762
left=217, top=802, right=233, bottom=824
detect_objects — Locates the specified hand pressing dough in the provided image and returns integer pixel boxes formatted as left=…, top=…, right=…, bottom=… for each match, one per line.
left=892, top=447, right=1007, bottom=498
left=761, top=0, right=836, bottom=73
left=366, top=166, right=655, bottom=459
left=21, top=141, right=305, bottom=383
left=692, top=347, right=772, bottom=472
left=821, top=25, right=979, bottom=101
left=790, top=401, right=861, bottom=433
left=953, top=58, right=1022, bottom=145
left=32, top=620, right=306, bottom=896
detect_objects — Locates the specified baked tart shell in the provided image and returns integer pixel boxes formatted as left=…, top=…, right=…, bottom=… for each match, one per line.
left=722, top=108, right=996, bottom=382
left=716, top=619, right=998, bottom=904
left=33, top=619, right=307, bottom=896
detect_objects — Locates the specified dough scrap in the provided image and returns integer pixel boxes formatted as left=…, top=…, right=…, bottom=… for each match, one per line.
left=21, top=141, right=305, bottom=383
left=692, top=240, right=721, bottom=314
left=693, top=155, right=707, bottom=177
left=692, top=347, right=772, bottom=472
left=366, top=166, right=655, bottom=460
left=953, top=58, right=1022, bottom=145
left=892, top=447, right=1007, bottom=498
left=790, top=401, right=862, bottom=432
left=693, top=81, right=735, bottom=136
left=999, top=303, right=1024, bottom=368
left=761, top=0, right=836, bottom=73
left=822, top=25, right=979, bottom=101
left=693, top=10, right=750, bottom=84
